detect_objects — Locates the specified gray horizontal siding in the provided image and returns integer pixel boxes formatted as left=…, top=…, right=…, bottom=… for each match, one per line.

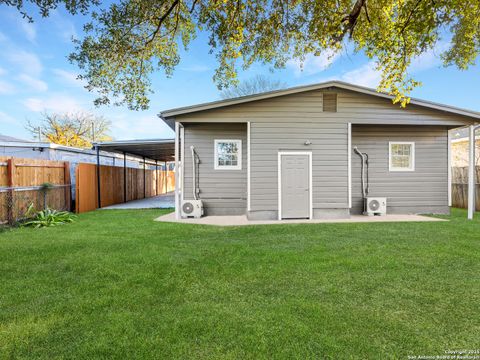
left=183, top=123, right=247, bottom=215
left=250, top=121, right=348, bottom=212
left=351, top=125, right=449, bottom=215
left=176, top=89, right=473, bottom=126
left=176, top=89, right=462, bottom=217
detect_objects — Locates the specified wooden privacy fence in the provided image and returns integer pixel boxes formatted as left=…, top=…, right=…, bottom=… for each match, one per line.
left=0, top=156, right=71, bottom=224
left=76, top=163, right=174, bottom=213
left=452, top=166, right=480, bottom=211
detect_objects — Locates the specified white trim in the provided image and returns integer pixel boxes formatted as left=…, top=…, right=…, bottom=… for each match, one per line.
left=448, top=130, right=452, bottom=207
left=347, top=123, right=352, bottom=208
left=214, top=139, right=242, bottom=170
left=180, top=126, right=185, bottom=201
left=278, top=151, right=313, bottom=220
left=389, top=141, right=415, bottom=172
left=467, top=125, right=479, bottom=219
left=247, top=122, right=251, bottom=211
left=174, top=122, right=180, bottom=219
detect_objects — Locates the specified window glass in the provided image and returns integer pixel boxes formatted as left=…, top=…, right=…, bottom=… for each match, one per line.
left=215, top=140, right=241, bottom=170
left=390, top=142, right=414, bottom=171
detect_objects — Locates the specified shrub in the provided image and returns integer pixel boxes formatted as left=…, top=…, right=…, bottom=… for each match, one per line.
left=22, top=207, right=77, bottom=228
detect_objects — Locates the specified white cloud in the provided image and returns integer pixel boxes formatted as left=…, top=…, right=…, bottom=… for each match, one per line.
left=0, top=79, right=16, bottom=94
left=8, top=50, right=42, bottom=76
left=50, top=10, right=78, bottom=42
left=333, top=42, right=449, bottom=89
left=0, top=111, right=18, bottom=125
left=287, top=50, right=340, bottom=76
left=23, top=94, right=83, bottom=113
left=17, top=74, right=48, bottom=92
left=52, top=68, right=85, bottom=87
left=409, top=42, right=448, bottom=73
left=110, top=113, right=173, bottom=139
left=341, top=62, right=381, bottom=88
left=20, top=21, right=36, bottom=43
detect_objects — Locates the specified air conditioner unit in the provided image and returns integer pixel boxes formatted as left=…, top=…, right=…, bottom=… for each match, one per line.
left=365, top=197, right=387, bottom=216
left=181, top=200, right=204, bottom=218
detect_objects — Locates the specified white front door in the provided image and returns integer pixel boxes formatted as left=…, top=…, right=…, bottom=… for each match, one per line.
left=279, top=153, right=311, bottom=219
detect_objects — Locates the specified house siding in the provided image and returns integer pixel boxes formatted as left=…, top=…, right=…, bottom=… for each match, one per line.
left=182, top=123, right=247, bottom=215
left=351, top=125, right=449, bottom=214
left=175, top=88, right=472, bottom=218
left=250, top=121, right=348, bottom=219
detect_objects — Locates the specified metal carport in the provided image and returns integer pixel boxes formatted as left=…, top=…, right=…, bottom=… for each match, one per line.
left=93, top=139, right=175, bottom=208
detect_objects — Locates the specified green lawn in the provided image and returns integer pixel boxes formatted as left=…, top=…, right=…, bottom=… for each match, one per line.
left=1, top=209, right=479, bottom=359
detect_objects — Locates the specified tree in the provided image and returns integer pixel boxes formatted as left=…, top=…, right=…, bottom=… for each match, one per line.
left=220, top=75, right=287, bottom=99
left=26, top=111, right=112, bottom=148
left=6, top=0, right=480, bottom=109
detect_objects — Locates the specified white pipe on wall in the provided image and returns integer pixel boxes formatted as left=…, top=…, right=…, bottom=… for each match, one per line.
left=191, top=146, right=197, bottom=201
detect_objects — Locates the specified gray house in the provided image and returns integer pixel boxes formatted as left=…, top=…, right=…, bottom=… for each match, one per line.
left=160, top=81, right=480, bottom=221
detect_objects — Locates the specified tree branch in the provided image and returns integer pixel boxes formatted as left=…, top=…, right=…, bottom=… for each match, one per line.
left=145, top=0, right=180, bottom=46
left=333, top=0, right=367, bottom=42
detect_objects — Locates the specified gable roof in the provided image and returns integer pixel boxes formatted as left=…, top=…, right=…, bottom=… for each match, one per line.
left=159, top=80, right=480, bottom=121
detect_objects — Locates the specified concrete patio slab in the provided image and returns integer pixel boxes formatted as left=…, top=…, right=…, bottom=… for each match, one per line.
left=154, top=212, right=446, bottom=226
left=102, top=192, right=174, bottom=209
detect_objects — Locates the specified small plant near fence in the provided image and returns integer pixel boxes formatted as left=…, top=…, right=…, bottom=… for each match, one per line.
left=21, top=204, right=76, bottom=228
left=0, top=157, right=72, bottom=226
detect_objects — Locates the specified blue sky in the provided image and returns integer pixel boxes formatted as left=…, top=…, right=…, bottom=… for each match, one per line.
left=0, top=5, right=479, bottom=141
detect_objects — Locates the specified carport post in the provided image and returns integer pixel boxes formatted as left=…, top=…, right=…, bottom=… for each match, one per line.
left=467, top=124, right=479, bottom=219
left=96, top=145, right=101, bottom=208
left=143, top=157, right=146, bottom=199
left=123, top=152, right=127, bottom=203
left=155, top=160, right=158, bottom=196
left=164, top=161, right=168, bottom=194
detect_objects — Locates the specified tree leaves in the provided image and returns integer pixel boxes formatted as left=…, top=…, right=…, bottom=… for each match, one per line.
left=25, top=111, right=112, bottom=148
left=6, top=0, right=480, bottom=110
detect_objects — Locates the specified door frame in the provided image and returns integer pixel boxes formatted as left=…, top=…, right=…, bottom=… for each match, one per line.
left=277, top=151, right=313, bottom=220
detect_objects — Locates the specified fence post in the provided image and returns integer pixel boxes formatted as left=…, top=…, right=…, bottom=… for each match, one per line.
left=63, top=162, right=71, bottom=211
left=6, top=158, right=15, bottom=224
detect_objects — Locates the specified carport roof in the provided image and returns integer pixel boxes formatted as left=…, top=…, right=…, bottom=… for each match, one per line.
left=93, top=138, right=175, bottom=162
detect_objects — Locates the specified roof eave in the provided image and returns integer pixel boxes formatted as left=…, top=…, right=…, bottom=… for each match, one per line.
left=159, top=80, right=480, bottom=121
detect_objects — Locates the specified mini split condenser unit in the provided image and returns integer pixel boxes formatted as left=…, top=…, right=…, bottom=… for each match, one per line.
left=365, top=197, right=387, bottom=216
left=181, top=200, right=204, bottom=218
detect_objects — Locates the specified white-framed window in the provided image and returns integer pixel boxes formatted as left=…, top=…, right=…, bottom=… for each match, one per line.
left=389, top=141, right=415, bottom=171
left=214, top=139, right=242, bottom=170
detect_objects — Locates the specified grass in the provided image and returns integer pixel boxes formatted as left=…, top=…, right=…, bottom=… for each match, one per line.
left=0, top=208, right=479, bottom=359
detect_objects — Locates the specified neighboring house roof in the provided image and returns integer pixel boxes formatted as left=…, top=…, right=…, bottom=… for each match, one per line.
left=452, top=136, right=480, bottom=144
left=0, top=133, right=30, bottom=142
left=159, top=80, right=480, bottom=121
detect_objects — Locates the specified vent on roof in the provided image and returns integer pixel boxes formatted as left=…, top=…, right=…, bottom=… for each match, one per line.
left=323, top=93, right=337, bottom=112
